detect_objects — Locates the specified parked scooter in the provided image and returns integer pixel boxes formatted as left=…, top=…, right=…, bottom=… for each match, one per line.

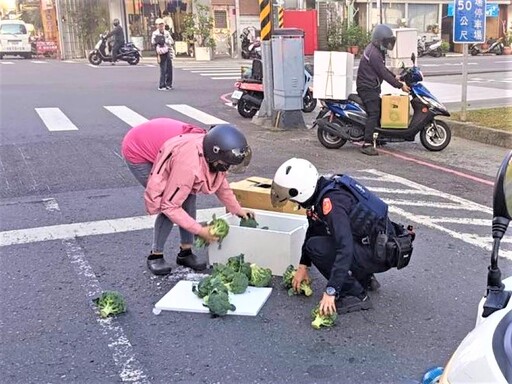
left=88, top=34, right=141, bottom=65
left=313, top=53, right=451, bottom=152
left=231, top=59, right=317, bottom=118
left=470, top=37, right=504, bottom=56
left=421, top=150, right=512, bottom=384
left=417, top=36, right=443, bottom=58
left=240, top=27, right=261, bottom=60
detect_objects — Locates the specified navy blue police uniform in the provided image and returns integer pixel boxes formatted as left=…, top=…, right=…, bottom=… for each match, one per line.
left=300, top=175, right=398, bottom=298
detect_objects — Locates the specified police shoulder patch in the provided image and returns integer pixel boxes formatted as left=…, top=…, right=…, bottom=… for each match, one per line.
left=322, top=197, right=332, bottom=215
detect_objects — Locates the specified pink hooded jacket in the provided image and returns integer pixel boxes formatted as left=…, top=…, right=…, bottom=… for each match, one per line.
left=144, top=133, right=243, bottom=235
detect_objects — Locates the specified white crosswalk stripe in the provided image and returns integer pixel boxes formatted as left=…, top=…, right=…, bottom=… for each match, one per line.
left=174, top=60, right=249, bottom=80
left=34, top=104, right=228, bottom=132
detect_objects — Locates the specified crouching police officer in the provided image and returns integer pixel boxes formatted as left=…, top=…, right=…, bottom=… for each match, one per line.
left=271, top=158, right=415, bottom=316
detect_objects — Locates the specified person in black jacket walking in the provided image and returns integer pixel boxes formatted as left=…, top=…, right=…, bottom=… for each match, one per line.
left=106, top=19, right=125, bottom=65
left=271, top=158, right=415, bottom=317
left=356, top=24, right=410, bottom=156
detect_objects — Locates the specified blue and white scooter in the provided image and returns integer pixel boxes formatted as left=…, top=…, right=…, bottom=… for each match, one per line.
left=422, top=151, right=512, bottom=384
left=313, top=53, right=451, bottom=151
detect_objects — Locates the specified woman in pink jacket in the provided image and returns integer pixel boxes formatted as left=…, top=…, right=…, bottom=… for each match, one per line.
left=124, top=121, right=253, bottom=275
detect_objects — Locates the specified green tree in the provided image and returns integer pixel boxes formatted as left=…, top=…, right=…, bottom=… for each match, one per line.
left=67, top=1, right=110, bottom=50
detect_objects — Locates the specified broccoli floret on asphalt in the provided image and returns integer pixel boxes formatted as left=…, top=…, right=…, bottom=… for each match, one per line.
left=92, top=291, right=126, bottom=318
left=224, top=272, right=249, bottom=294
left=249, top=263, right=273, bottom=287
left=282, top=265, right=313, bottom=297
left=239, top=217, right=259, bottom=228
left=311, top=305, right=338, bottom=329
left=203, top=288, right=236, bottom=317
left=194, top=214, right=230, bottom=248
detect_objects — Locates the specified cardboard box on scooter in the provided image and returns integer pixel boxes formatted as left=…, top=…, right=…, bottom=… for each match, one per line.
left=380, top=94, right=410, bottom=129
left=313, top=51, right=354, bottom=100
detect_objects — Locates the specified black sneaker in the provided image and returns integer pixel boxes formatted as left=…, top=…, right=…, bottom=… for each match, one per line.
left=146, top=254, right=172, bottom=275
left=360, top=144, right=378, bottom=156
left=338, top=294, right=373, bottom=314
left=176, top=248, right=207, bottom=271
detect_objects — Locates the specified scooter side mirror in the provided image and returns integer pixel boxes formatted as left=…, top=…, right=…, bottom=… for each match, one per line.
left=483, top=150, right=512, bottom=318
left=493, top=150, right=512, bottom=225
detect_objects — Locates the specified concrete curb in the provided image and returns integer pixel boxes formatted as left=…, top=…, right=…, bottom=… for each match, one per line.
left=441, top=118, right=511, bottom=148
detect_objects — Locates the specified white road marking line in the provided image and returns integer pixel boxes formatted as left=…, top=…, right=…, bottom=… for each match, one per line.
left=225, top=102, right=234, bottom=107
left=104, top=106, right=148, bottom=127
left=0, top=61, right=14, bottom=64
left=0, top=207, right=224, bottom=247
left=383, top=199, right=483, bottom=211
left=31, top=60, right=47, bottom=64
left=87, top=64, right=99, bottom=68
left=211, top=76, right=240, bottom=80
left=429, top=217, right=490, bottom=226
left=62, top=60, right=77, bottom=63
left=166, top=104, right=228, bottom=125
left=35, top=107, right=79, bottom=131
left=64, top=239, right=150, bottom=383
left=200, top=73, right=240, bottom=76
left=389, top=206, right=512, bottom=260
left=190, top=69, right=241, bottom=72
left=42, top=198, right=60, bottom=212
left=369, top=188, right=452, bottom=196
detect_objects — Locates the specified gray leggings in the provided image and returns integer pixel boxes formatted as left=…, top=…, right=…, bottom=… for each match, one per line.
left=126, top=161, right=196, bottom=253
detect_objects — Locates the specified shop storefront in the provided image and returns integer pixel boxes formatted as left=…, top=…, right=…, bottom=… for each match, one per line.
left=123, top=0, right=190, bottom=51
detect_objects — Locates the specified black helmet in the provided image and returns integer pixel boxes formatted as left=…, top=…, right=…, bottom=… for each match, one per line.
left=371, top=24, right=396, bottom=51
left=113, top=19, right=120, bottom=26
left=203, top=124, right=252, bottom=173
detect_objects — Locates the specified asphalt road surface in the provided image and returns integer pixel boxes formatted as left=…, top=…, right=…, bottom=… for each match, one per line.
left=1, top=57, right=511, bottom=384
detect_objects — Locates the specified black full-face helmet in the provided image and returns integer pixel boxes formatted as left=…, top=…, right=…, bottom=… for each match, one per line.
left=203, top=124, right=252, bottom=173
left=371, top=24, right=396, bottom=51
left=113, top=18, right=120, bottom=27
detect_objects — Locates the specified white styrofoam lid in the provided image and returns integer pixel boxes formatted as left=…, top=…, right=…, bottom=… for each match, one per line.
left=154, top=280, right=272, bottom=316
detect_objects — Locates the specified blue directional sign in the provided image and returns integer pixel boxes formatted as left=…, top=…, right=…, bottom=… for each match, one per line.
left=453, top=0, right=486, bottom=43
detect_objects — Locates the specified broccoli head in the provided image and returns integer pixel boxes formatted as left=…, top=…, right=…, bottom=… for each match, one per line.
left=282, top=265, right=313, bottom=297
left=249, top=263, right=273, bottom=287
left=194, top=214, right=230, bottom=248
left=311, top=305, right=338, bottom=329
left=224, top=271, right=249, bottom=294
left=93, top=291, right=126, bottom=318
left=192, top=275, right=227, bottom=298
left=203, top=288, right=236, bottom=317
left=239, top=217, right=259, bottom=228
left=226, top=254, right=252, bottom=280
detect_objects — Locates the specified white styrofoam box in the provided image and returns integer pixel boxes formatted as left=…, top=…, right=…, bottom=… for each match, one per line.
left=208, top=209, right=308, bottom=277
left=313, top=51, right=354, bottom=78
left=390, top=28, right=418, bottom=59
left=313, top=74, right=353, bottom=100
left=153, top=280, right=272, bottom=316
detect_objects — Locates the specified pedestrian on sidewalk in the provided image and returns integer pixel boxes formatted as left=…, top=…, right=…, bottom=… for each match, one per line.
left=121, top=120, right=254, bottom=275
left=270, top=158, right=415, bottom=315
left=151, top=18, right=174, bottom=90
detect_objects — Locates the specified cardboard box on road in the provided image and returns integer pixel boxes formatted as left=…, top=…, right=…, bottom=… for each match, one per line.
left=380, top=94, right=410, bottom=129
left=230, top=176, right=306, bottom=215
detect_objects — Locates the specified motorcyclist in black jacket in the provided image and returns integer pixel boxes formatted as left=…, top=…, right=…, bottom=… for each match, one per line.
left=106, top=19, right=125, bottom=65
left=357, top=24, right=411, bottom=156
left=271, top=158, right=414, bottom=317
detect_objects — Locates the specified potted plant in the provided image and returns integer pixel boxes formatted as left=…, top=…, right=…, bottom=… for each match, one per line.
left=327, top=17, right=347, bottom=52
left=346, top=25, right=365, bottom=56
left=440, top=41, right=450, bottom=56
left=503, top=28, right=512, bottom=55
left=184, top=2, right=216, bottom=61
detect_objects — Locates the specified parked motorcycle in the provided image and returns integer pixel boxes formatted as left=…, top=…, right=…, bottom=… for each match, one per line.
left=421, top=150, right=512, bottom=384
left=470, top=37, right=504, bottom=56
left=240, top=27, right=261, bottom=60
left=313, top=53, right=451, bottom=152
left=231, top=59, right=317, bottom=118
left=417, top=36, right=443, bottom=58
left=88, top=34, right=141, bottom=65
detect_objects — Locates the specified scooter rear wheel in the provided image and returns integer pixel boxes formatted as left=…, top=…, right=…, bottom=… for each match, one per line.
left=317, top=125, right=347, bottom=149
left=237, top=98, right=257, bottom=118
left=128, top=56, right=140, bottom=65
left=302, top=90, right=317, bottom=113
left=420, top=120, right=451, bottom=151
left=88, top=51, right=102, bottom=65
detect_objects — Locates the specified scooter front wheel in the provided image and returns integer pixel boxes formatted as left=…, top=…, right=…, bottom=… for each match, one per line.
left=317, top=125, right=347, bottom=149
left=128, top=55, right=140, bottom=65
left=88, top=51, right=102, bottom=65
left=420, top=120, right=451, bottom=151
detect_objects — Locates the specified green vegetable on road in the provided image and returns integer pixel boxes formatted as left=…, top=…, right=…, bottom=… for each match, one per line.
left=311, top=305, right=338, bottom=329
left=92, top=291, right=127, bottom=318
left=282, top=265, right=313, bottom=297
left=194, top=214, right=230, bottom=248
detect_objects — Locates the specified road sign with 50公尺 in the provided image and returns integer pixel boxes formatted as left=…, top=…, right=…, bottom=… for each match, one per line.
left=453, top=0, right=486, bottom=44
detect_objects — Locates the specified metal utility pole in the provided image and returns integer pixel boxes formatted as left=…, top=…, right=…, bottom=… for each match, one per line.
left=257, top=0, right=274, bottom=119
